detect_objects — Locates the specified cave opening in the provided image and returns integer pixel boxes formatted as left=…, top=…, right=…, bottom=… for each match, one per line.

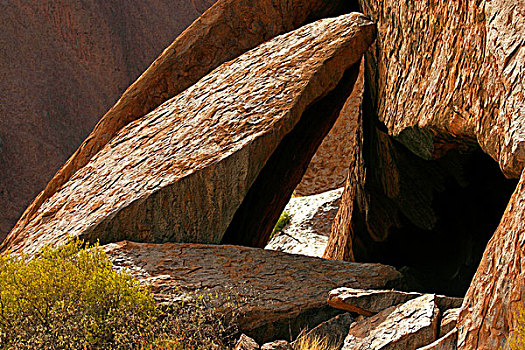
left=353, top=139, right=518, bottom=297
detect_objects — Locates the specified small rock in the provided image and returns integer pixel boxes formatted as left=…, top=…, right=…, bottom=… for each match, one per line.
left=342, top=294, right=440, bottom=350
left=440, top=309, right=459, bottom=337
left=261, top=340, right=292, bottom=350
left=235, top=334, right=260, bottom=350
left=417, top=328, right=457, bottom=350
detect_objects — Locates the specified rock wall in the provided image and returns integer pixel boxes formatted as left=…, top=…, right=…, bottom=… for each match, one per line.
left=0, top=0, right=217, bottom=241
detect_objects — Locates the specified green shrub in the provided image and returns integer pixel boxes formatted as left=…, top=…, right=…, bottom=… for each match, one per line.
left=0, top=240, right=159, bottom=349
left=270, top=210, right=291, bottom=239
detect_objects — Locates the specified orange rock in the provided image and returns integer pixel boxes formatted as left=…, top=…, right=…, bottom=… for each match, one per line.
left=1, top=14, right=376, bottom=256
left=0, top=0, right=217, bottom=242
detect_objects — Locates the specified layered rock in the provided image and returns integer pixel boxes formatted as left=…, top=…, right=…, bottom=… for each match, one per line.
left=1, top=14, right=375, bottom=255
left=12, top=0, right=357, bottom=242
left=265, top=188, right=343, bottom=257
left=0, top=0, right=217, bottom=241
left=457, top=170, right=525, bottom=349
left=342, top=294, right=440, bottom=349
left=103, top=241, right=401, bottom=343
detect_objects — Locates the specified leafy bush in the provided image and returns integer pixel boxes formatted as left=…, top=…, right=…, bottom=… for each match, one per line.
left=270, top=210, right=291, bottom=239
left=507, top=303, right=525, bottom=350
left=0, top=240, right=159, bottom=349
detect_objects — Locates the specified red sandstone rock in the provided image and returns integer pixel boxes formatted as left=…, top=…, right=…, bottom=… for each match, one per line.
left=1, top=14, right=376, bottom=256
left=0, top=0, right=216, bottom=242
left=102, top=241, right=401, bottom=342
left=342, top=294, right=440, bottom=350
left=457, top=170, right=525, bottom=349
left=12, top=0, right=356, bottom=243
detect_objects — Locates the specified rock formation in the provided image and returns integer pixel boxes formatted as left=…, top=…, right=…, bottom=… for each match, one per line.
left=456, top=170, right=525, bottom=349
left=265, top=188, right=343, bottom=257
left=12, top=0, right=358, bottom=244
left=0, top=0, right=217, bottom=241
left=103, top=241, right=401, bottom=343
left=1, top=13, right=375, bottom=256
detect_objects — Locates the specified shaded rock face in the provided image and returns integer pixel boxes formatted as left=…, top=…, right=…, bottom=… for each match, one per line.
left=103, top=241, right=401, bottom=343
left=265, top=188, right=343, bottom=257
left=0, top=0, right=217, bottom=241
left=1, top=14, right=376, bottom=256
left=295, top=63, right=364, bottom=196
left=457, top=170, right=525, bottom=349
left=12, top=0, right=359, bottom=244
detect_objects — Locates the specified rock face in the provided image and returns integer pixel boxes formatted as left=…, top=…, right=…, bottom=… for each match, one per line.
left=342, top=295, right=440, bottom=350
left=295, top=63, right=364, bottom=196
left=103, top=241, right=401, bottom=343
left=1, top=14, right=375, bottom=256
left=0, top=0, right=217, bottom=242
left=358, top=0, right=524, bottom=178
left=324, top=0, right=523, bottom=298
left=12, top=0, right=358, bottom=244
left=457, top=170, right=525, bottom=349
left=265, top=188, right=343, bottom=257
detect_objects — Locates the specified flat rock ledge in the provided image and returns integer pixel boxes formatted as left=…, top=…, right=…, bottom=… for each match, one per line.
left=103, top=241, right=401, bottom=342
left=342, top=294, right=440, bottom=350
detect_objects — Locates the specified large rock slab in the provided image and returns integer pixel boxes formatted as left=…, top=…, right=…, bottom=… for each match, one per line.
left=358, top=0, right=524, bottom=178
left=1, top=14, right=376, bottom=256
left=457, top=170, right=525, bottom=349
left=265, top=188, right=343, bottom=257
left=328, top=288, right=462, bottom=316
left=103, top=241, right=401, bottom=343
left=342, top=294, right=440, bottom=350
left=12, top=0, right=356, bottom=243
left=0, top=0, right=217, bottom=241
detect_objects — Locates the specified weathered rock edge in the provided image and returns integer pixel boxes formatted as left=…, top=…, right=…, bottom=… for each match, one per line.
left=11, top=0, right=356, bottom=239
left=1, top=13, right=376, bottom=256
left=103, top=241, right=401, bottom=343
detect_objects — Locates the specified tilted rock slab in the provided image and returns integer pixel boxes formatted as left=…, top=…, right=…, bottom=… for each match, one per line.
left=1, top=14, right=376, bottom=255
left=417, top=329, right=457, bottom=350
left=457, top=170, right=525, bottom=349
left=103, top=241, right=401, bottom=343
left=358, top=0, right=524, bottom=178
left=12, top=0, right=356, bottom=243
left=265, top=188, right=343, bottom=257
left=440, top=309, right=459, bottom=338
left=328, top=288, right=462, bottom=317
left=342, top=294, right=440, bottom=350
left=0, top=0, right=217, bottom=241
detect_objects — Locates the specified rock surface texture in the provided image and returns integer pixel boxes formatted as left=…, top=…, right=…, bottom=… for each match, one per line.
left=12, top=0, right=357, bottom=243
left=1, top=14, right=376, bottom=256
left=457, top=170, right=525, bottom=349
left=265, top=188, right=343, bottom=257
left=342, top=295, right=440, bottom=350
left=103, top=241, right=401, bottom=342
left=0, top=0, right=217, bottom=241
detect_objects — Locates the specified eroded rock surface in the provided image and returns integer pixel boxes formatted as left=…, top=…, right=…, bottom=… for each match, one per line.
left=1, top=14, right=376, bottom=256
left=0, top=0, right=216, bottom=241
left=265, top=188, right=343, bottom=257
left=457, top=170, right=525, bottom=349
left=13, top=0, right=357, bottom=241
left=359, top=0, right=524, bottom=178
left=103, top=241, right=401, bottom=343
left=342, top=294, right=440, bottom=350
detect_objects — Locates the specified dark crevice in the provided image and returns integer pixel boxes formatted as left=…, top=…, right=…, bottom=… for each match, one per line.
left=221, top=63, right=361, bottom=248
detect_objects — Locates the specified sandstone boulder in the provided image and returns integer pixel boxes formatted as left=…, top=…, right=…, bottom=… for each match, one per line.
left=342, top=294, right=440, bottom=350
left=1, top=13, right=376, bottom=256
left=235, top=334, right=260, bottom=350
left=457, top=170, right=525, bottom=349
left=417, top=329, right=457, bottom=350
left=103, top=241, right=401, bottom=343
left=440, top=309, right=459, bottom=338
left=0, top=0, right=216, bottom=241
left=265, top=188, right=343, bottom=257
left=12, top=0, right=357, bottom=242
left=328, top=288, right=462, bottom=317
